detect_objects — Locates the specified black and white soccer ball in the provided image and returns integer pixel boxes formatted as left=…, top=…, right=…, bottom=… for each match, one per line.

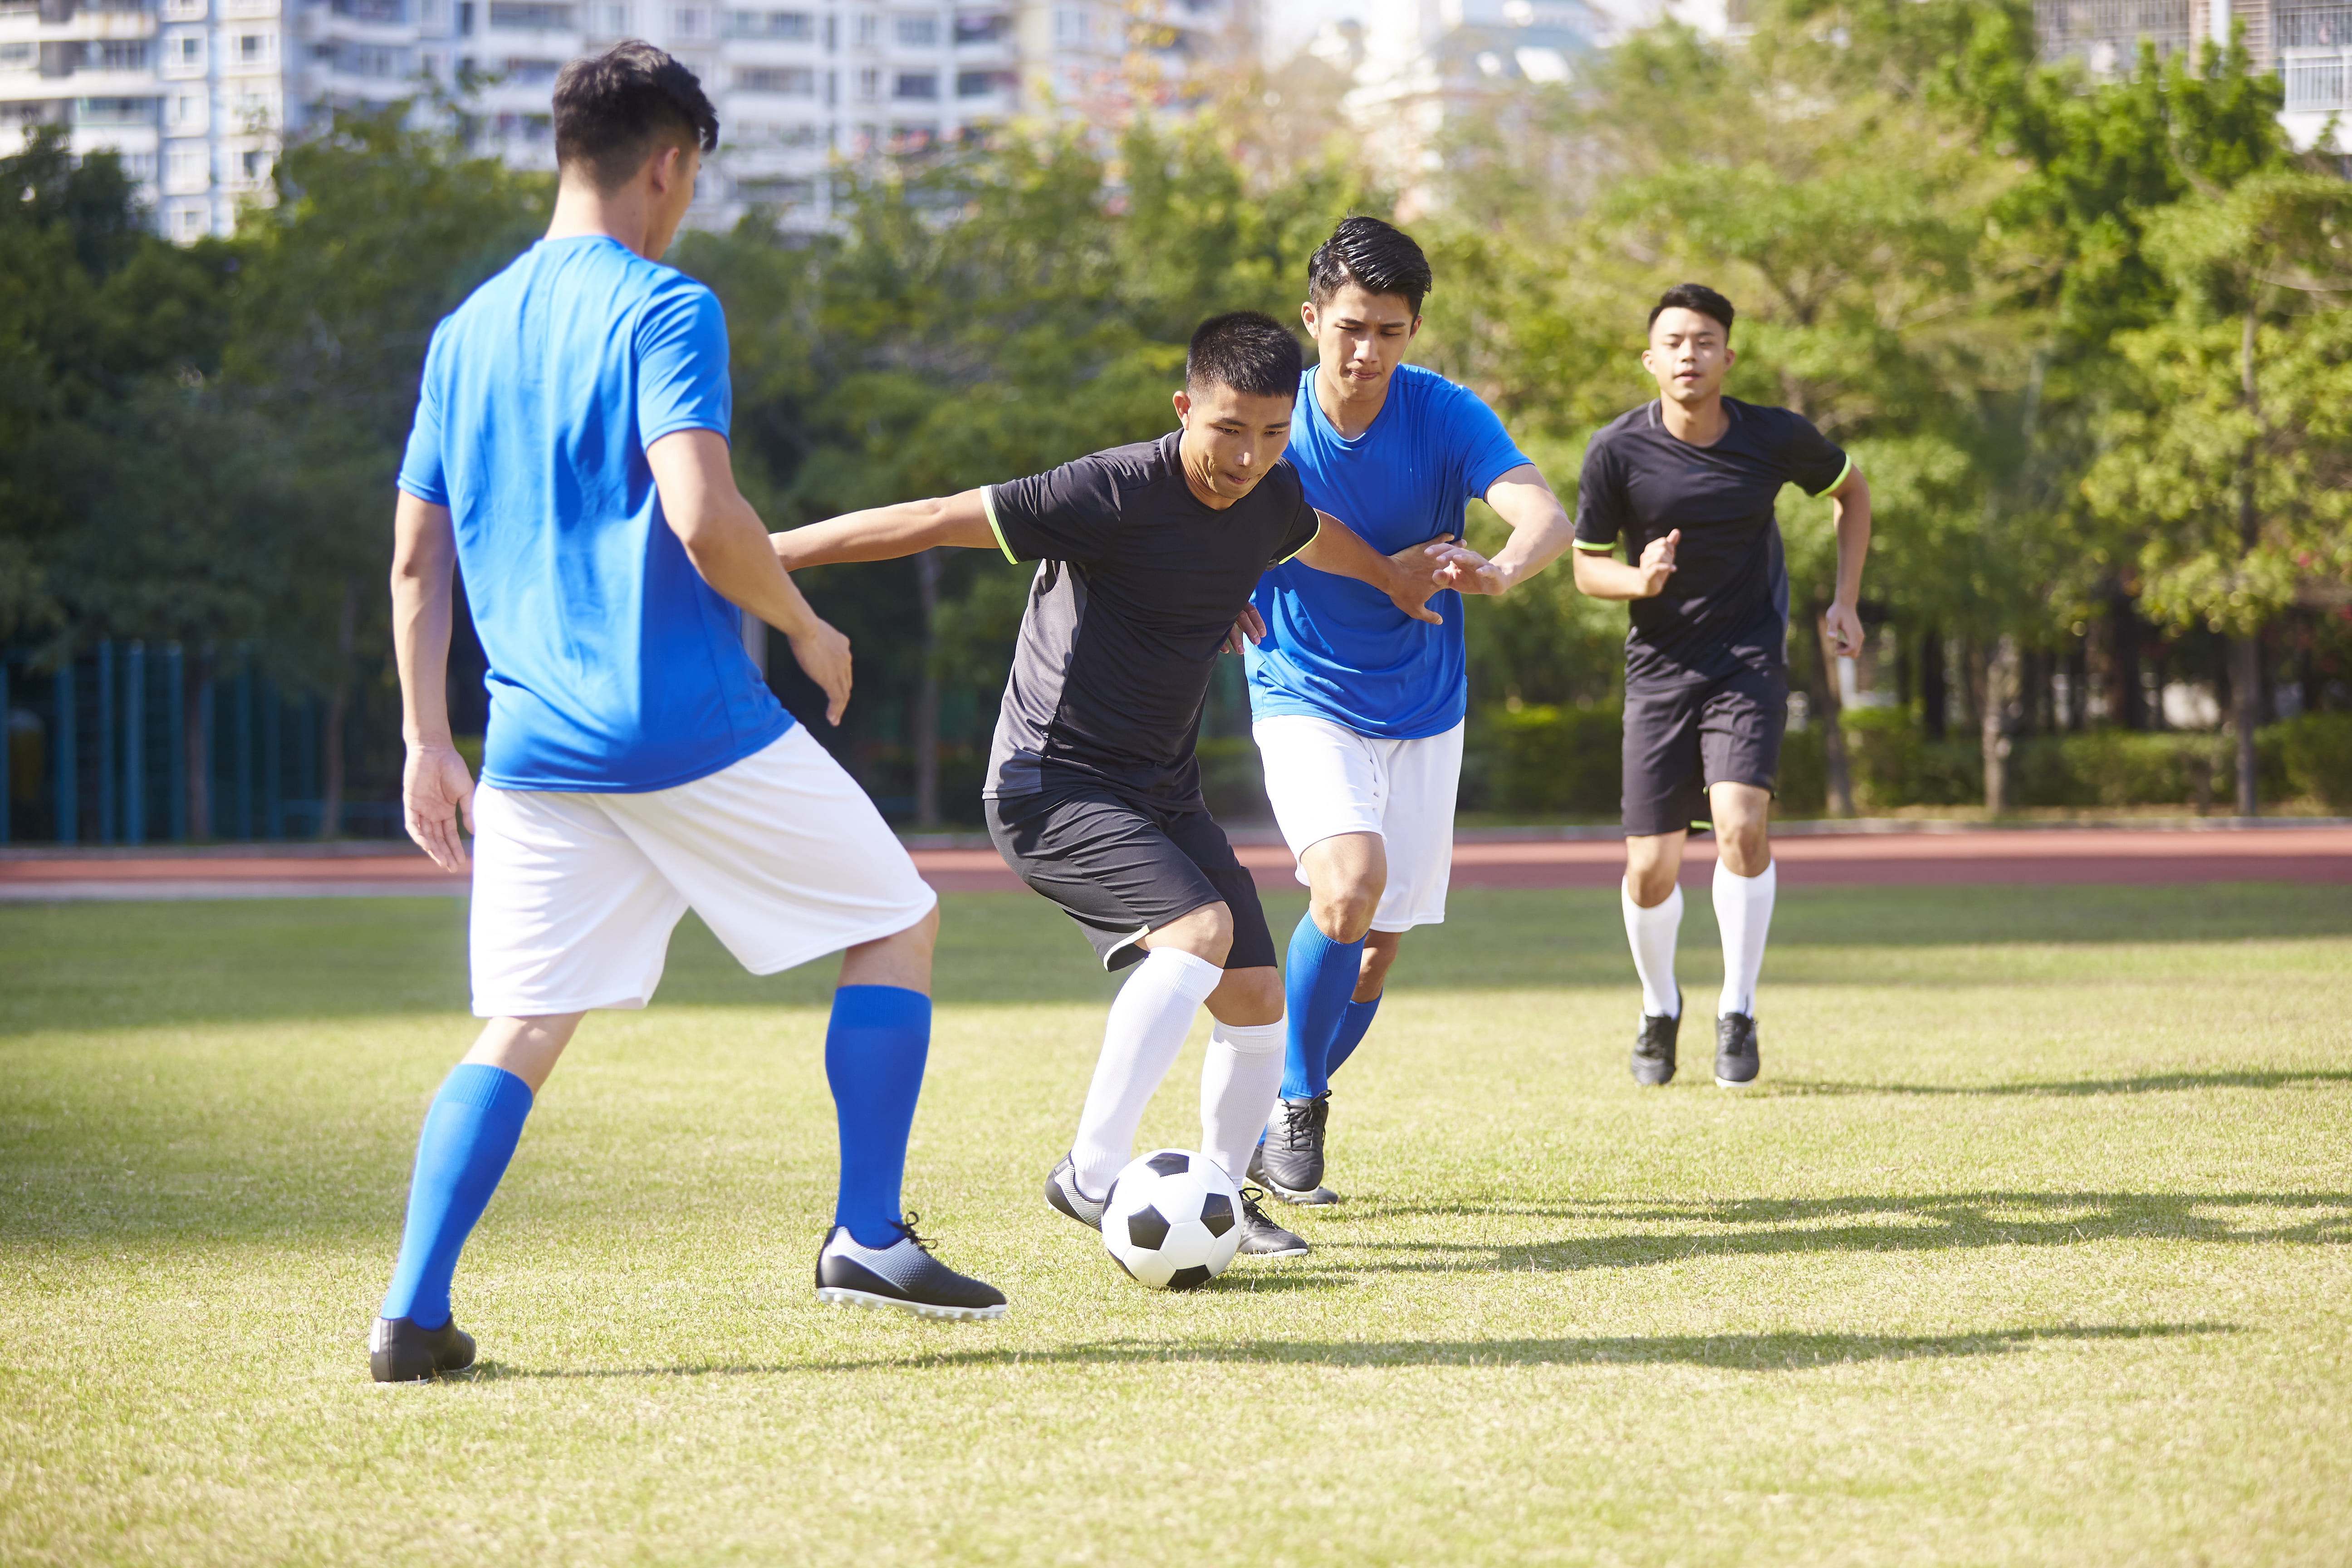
left=1101, top=1148, right=1243, bottom=1290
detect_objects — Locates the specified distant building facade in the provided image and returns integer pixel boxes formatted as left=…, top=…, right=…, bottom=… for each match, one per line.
left=2034, top=0, right=2350, bottom=145
left=0, top=0, right=1257, bottom=240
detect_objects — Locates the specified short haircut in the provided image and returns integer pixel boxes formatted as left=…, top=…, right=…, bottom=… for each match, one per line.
left=1186, top=311, right=1305, bottom=399
left=1307, top=216, right=1433, bottom=317
left=553, top=41, right=719, bottom=192
left=1649, top=283, right=1735, bottom=337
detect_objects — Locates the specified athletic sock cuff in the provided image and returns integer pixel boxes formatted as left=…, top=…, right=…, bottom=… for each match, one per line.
left=437, top=1063, right=535, bottom=1117
left=1210, top=1018, right=1285, bottom=1054
left=1622, top=883, right=1684, bottom=921
left=1139, top=946, right=1225, bottom=1004
left=829, top=984, right=932, bottom=1032
left=1713, top=858, right=1776, bottom=887
left=1288, top=916, right=1366, bottom=965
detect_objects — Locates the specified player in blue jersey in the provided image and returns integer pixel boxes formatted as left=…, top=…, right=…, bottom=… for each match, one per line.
left=373, top=44, right=1001, bottom=1382
left=1245, top=217, right=1579, bottom=1204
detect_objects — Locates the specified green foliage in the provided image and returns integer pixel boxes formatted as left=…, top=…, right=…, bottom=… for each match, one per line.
left=1467, top=702, right=1623, bottom=817
left=2274, top=711, right=2352, bottom=808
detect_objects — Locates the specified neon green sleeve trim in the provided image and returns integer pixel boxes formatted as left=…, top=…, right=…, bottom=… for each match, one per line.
left=979, top=485, right=1020, bottom=565
left=1572, top=539, right=1617, bottom=553
left=1275, top=512, right=1323, bottom=566
left=1811, top=454, right=1854, bottom=499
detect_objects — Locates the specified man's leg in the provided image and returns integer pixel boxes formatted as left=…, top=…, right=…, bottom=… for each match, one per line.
left=1323, top=932, right=1398, bottom=1079
left=1622, top=829, right=1689, bottom=1019
left=1707, top=781, right=1775, bottom=1086
left=1199, top=963, right=1284, bottom=1188
left=374, top=1011, right=583, bottom=1380
left=1067, top=901, right=1231, bottom=1199
left=825, top=906, right=938, bottom=1247
left=1284, top=831, right=1383, bottom=1101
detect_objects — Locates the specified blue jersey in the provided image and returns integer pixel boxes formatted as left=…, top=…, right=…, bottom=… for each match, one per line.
left=1245, top=363, right=1529, bottom=738
left=397, top=235, right=791, bottom=792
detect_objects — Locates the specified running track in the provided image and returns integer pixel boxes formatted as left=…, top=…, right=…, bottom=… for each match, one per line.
left=3, top=825, right=2347, bottom=901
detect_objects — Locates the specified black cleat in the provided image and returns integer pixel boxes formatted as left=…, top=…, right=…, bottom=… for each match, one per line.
left=1248, top=1142, right=1339, bottom=1205
left=1043, top=1154, right=1107, bottom=1231
left=1235, top=1188, right=1310, bottom=1258
left=1632, top=990, right=1682, bottom=1086
left=1715, top=1011, right=1760, bottom=1088
left=1257, top=1093, right=1329, bottom=1200
left=370, top=1314, right=476, bottom=1383
left=815, top=1215, right=1007, bottom=1321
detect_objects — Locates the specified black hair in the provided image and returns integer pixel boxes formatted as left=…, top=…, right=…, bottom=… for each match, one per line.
left=1648, top=282, right=1735, bottom=337
left=553, top=41, right=720, bottom=191
left=1307, top=215, right=1433, bottom=317
left=1185, top=311, right=1305, bottom=399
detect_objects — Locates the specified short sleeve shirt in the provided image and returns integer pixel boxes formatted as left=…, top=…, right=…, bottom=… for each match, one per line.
left=1573, top=397, right=1850, bottom=687
left=981, top=432, right=1322, bottom=804
left=1246, top=363, right=1529, bottom=738
left=398, top=235, right=789, bottom=792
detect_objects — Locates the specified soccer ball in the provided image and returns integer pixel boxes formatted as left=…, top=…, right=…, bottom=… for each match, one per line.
left=1101, top=1148, right=1243, bottom=1290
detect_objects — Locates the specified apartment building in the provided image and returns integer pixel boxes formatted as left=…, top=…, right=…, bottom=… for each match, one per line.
left=2034, top=0, right=2351, bottom=144
left=0, top=0, right=1255, bottom=240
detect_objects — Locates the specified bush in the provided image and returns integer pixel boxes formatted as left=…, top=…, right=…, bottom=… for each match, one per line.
left=1470, top=703, right=1622, bottom=816
left=1196, top=736, right=1273, bottom=823
left=2275, top=712, right=2352, bottom=809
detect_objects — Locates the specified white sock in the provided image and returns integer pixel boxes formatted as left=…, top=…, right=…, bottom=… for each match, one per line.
left=1622, top=882, right=1683, bottom=1019
left=1199, top=1017, right=1286, bottom=1188
left=1071, top=948, right=1224, bottom=1196
left=1714, top=858, right=1777, bottom=1018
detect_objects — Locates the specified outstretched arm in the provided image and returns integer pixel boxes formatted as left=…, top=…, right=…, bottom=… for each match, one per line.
left=1571, top=530, right=1681, bottom=602
left=647, top=428, right=854, bottom=725
left=390, top=491, right=474, bottom=873
left=770, top=489, right=997, bottom=569
left=1294, top=511, right=1451, bottom=626
left=1422, top=464, right=1577, bottom=596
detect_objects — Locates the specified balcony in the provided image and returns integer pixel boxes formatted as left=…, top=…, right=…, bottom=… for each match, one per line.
left=2282, top=46, right=2349, bottom=109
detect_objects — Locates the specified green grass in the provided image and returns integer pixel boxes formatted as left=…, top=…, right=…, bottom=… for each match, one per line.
left=3, top=884, right=2348, bottom=1566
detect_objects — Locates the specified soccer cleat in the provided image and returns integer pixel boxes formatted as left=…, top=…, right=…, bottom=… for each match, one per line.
left=1247, top=1142, right=1340, bottom=1205
left=815, top=1216, right=1007, bottom=1321
left=1632, top=990, right=1682, bottom=1086
left=369, top=1314, right=476, bottom=1383
left=1256, top=1093, right=1330, bottom=1200
left=1715, top=1011, right=1760, bottom=1088
left=1235, top=1188, right=1311, bottom=1258
left=1044, top=1154, right=1107, bottom=1231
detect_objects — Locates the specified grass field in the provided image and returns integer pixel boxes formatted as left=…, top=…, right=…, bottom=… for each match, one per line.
left=4, top=882, right=2349, bottom=1566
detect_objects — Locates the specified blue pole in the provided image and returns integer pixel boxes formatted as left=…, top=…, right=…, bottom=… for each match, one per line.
left=53, top=660, right=76, bottom=844
left=262, top=680, right=282, bottom=841
left=1, top=659, right=11, bottom=847
left=123, top=641, right=146, bottom=847
left=196, top=658, right=215, bottom=839
left=234, top=658, right=254, bottom=840
left=165, top=643, right=186, bottom=842
left=96, top=641, right=115, bottom=845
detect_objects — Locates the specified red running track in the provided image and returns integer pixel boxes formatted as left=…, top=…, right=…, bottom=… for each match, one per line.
left=5, top=826, right=2347, bottom=900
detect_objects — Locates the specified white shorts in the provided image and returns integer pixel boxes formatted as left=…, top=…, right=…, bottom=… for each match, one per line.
left=1251, top=715, right=1464, bottom=933
left=467, top=727, right=937, bottom=1018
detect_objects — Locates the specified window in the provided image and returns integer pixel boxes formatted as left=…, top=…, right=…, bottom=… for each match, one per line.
left=894, top=14, right=936, bottom=46
left=169, top=203, right=208, bottom=241
left=955, top=67, right=1010, bottom=96
left=852, top=12, right=876, bottom=46
left=500, top=55, right=561, bottom=81
left=725, top=8, right=810, bottom=39
left=735, top=175, right=812, bottom=204
left=165, top=88, right=206, bottom=130
left=593, top=0, right=625, bottom=27
left=0, top=41, right=34, bottom=72
left=166, top=143, right=209, bottom=189
left=230, top=86, right=279, bottom=126
left=231, top=32, right=276, bottom=67
left=420, top=0, right=446, bottom=24
left=733, top=64, right=813, bottom=92
left=485, top=1, right=573, bottom=26
left=330, top=0, right=406, bottom=18
left=953, top=10, right=1007, bottom=44
left=892, top=69, right=935, bottom=98
left=160, top=0, right=206, bottom=17
left=86, top=40, right=151, bottom=71
left=163, top=32, right=205, bottom=73
left=669, top=5, right=708, bottom=38
left=72, top=97, right=157, bottom=125
left=855, top=64, right=878, bottom=98
left=240, top=148, right=271, bottom=182
left=1054, top=6, right=1087, bottom=44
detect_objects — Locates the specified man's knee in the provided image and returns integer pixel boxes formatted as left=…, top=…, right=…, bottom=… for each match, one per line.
left=1148, top=900, right=1235, bottom=966
left=1710, top=786, right=1773, bottom=876
left=1210, top=965, right=1283, bottom=1027
left=1308, top=878, right=1380, bottom=943
left=1624, top=835, right=1683, bottom=906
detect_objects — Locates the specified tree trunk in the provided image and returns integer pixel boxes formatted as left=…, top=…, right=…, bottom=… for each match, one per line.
left=2110, top=594, right=2149, bottom=730
left=913, top=549, right=941, bottom=828
left=318, top=579, right=354, bottom=841
left=184, top=651, right=209, bottom=843
left=1806, top=599, right=1854, bottom=818
left=1982, top=635, right=2020, bottom=816
left=2065, top=639, right=2089, bottom=732
left=2233, top=302, right=2261, bottom=817
left=1920, top=628, right=1947, bottom=740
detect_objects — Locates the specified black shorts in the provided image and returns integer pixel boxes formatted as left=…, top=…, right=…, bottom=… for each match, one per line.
left=1622, top=664, right=1789, bottom=837
left=985, top=787, right=1278, bottom=973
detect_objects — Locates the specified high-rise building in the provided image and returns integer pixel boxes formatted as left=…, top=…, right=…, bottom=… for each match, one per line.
left=0, top=0, right=1259, bottom=240
left=2034, top=0, right=2349, bottom=145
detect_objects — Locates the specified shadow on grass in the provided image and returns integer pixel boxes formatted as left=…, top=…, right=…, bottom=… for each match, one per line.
left=471, top=1320, right=2231, bottom=1381
left=1767, top=1068, right=2352, bottom=1098
left=1339, top=1190, right=2352, bottom=1274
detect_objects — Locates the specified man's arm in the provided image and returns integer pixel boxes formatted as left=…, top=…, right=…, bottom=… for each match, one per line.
left=768, top=489, right=997, bottom=569
left=1571, top=530, right=1680, bottom=602
left=1822, top=465, right=1872, bottom=658
left=646, top=429, right=854, bottom=725
left=390, top=491, right=474, bottom=873
left=1293, top=511, right=1450, bottom=625
left=1421, top=463, right=1577, bottom=597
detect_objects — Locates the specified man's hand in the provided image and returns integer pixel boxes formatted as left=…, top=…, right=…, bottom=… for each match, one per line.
left=1222, top=603, right=1266, bottom=655
left=1822, top=600, right=1865, bottom=660
left=1425, top=539, right=1507, bottom=596
left=1383, top=532, right=1454, bottom=625
left=1635, top=529, right=1681, bottom=597
left=789, top=616, right=854, bottom=725
left=403, top=741, right=475, bottom=873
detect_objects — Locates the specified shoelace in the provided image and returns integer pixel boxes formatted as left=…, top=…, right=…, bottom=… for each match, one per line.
left=1276, top=1099, right=1317, bottom=1149
left=1237, top=1186, right=1275, bottom=1223
left=892, top=1211, right=936, bottom=1254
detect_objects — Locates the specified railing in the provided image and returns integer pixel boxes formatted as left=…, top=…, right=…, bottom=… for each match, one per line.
left=2283, top=46, right=2350, bottom=108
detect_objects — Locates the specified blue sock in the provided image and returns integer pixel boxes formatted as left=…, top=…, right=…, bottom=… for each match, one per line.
left=1325, top=994, right=1382, bottom=1081
left=380, top=1063, right=534, bottom=1329
left=825, top=985, right=931, bottom=1249
left=1280, top=915, right=1366, bottom=1101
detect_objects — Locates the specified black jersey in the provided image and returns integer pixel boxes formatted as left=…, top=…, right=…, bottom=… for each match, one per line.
left=980, top=432, right=1323, bottom=806
left=1573, top=397, right=1849, bottom=687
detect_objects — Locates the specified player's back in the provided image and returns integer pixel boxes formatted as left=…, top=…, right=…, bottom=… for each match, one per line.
left=399, top=234, right=788, bottom=793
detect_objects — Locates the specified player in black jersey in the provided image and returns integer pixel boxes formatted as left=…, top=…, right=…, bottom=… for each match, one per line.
left=768, top=311, right=1455, bottom=1259
left=1572, top=284, right=1872, bottom=1088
